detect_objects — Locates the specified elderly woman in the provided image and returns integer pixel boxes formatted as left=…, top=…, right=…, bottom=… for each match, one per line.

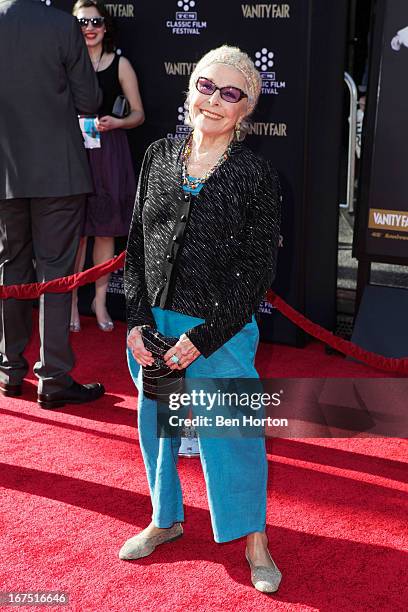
left=121, top=45, right=282, bottom=593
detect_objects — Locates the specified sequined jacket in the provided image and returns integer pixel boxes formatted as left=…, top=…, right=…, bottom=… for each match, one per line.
left=124, top=136, right=281, bottom=358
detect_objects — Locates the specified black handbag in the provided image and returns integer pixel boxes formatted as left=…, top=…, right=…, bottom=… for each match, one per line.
left=112, top=94, right=130, bottom=118
left=141, top=327, right=185, bottom=402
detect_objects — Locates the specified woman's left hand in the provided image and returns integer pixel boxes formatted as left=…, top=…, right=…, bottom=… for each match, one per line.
left=96, top=115, right=123, bottom=132
left=164, top=334, right=201, bottom=370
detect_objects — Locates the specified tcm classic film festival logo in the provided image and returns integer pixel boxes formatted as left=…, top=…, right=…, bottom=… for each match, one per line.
left=246, top=47, right=287, bottom=138
left=254, top=47, right=286, bottom=96
left=166, top=0, right=207, bottom=35
left=168, top=102, right=191, bottom=139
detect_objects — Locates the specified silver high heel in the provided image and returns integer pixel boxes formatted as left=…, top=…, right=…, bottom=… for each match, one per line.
left=245, top=546, right=282, bottom=593
left=91, top=299, right=114, bottom=332
left=70, top=309, right=81, bottom=332
left=118, top=523, right=183, bottom=560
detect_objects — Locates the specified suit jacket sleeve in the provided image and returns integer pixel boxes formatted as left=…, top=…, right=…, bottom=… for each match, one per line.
left=64, top=17, right=102, bottom=115
left=185, top=163, right=282, bottom=357
left=124, top=144, right=157, bottom=332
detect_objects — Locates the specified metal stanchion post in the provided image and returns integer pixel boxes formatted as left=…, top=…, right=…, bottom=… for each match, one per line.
left=340, top=72, right=358, bottom=213
left=178, top=423, right=200, bottom=457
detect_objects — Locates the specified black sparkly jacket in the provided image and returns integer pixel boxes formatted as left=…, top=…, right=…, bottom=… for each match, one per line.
left=124, top=136, right=281, bottom=358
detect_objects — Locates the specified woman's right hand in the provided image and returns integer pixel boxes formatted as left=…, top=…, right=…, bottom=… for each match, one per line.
left=95, top=115, right=123, bottom=132
left=127, top=326, right=154, bottom=367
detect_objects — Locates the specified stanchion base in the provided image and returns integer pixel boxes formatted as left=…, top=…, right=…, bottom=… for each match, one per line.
left=178, top=435, right=200, bottom=457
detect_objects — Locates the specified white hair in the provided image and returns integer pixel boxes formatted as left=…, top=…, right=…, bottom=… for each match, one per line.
left=184, top=45, right=262, bottom=139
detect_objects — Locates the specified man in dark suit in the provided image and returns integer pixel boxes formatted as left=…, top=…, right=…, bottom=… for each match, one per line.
left=0, top=0, right=105, bottom=408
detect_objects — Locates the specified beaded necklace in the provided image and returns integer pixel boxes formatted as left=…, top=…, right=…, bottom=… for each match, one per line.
left=181, top=133, right=232, bottom=191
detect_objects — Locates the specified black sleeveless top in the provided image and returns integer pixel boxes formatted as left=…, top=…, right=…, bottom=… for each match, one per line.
left=96, top=54, right=122, bottom=116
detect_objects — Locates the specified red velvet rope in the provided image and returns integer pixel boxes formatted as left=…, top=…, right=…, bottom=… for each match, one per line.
left=0, top=252, right=125, bottom=299
left=266, top=289, right=408, bottom=374
left=0, top=250, right=407, bottom=373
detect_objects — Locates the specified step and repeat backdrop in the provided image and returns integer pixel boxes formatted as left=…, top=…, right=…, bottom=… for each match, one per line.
left=48, top=0, right=347, bottom=345
left=355, top=0, right=408, bottom=265
left=351, top=0, right=408, bottom=360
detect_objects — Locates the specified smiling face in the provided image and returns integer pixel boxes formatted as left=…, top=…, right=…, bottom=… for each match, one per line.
left=76, top=6, right=106, bottom=49
left=188, top=64, right=249, bottom=139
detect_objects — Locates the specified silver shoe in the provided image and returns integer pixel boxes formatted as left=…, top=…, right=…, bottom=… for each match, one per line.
left=91, top=299, right=114, bottom=332
left=70, top=321, right=81, bottom=333
left=118, top=523, right=183, bottom=560
left=245, top=547, right=282, bottom=593
left=97, top=320, right=114, bottom=332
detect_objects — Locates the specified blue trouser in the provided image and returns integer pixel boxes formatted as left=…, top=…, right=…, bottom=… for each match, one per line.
left=127, top=307, right=268, bottom=543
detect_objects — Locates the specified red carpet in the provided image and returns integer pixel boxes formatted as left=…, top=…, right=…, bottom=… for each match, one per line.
left=1, top=317, right=407, bottom=611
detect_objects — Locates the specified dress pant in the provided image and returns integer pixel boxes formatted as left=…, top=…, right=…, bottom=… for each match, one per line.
left=127, top=307, right=268, bottom=543
left=0, top=196, right=85, bottom=393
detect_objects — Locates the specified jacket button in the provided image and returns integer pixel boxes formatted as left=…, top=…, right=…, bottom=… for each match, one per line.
left=163, top=274, right=167, bottom=282
left=184, top=194, right=190, bottom=202
left=172, top=235, right=177, bottom=242
left=180, top=214, right=187, bottom=222
left=166, top=254, right=173, bottom=262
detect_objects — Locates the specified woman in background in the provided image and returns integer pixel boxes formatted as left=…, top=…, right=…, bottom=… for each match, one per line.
left=71, top=0, right=144, bottom=332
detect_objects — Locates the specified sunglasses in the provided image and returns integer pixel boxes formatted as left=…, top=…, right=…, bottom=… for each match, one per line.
left=77, top=17, right=105, bottom=29
left=195, top=77, right=248, bottom=103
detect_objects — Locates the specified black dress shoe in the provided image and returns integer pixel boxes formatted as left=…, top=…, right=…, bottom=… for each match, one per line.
left=0, top=382, right=22, bottom=398
left=37, top=381, right=105, bottom=409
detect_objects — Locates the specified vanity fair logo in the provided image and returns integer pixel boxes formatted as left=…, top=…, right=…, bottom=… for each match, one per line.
left=254, top=48, right=286, bottom=96
left=167, top=103, right=191, bottom=139
left=164, top=61, right=197, bottom=76
left=105, top=4, right=135, bottom=18
left=166, top=0, right=207, bottom=35
left=247, top=122, right=287, bottom=137
left=368, top=209, right=408, bottom=232
left=242, top=3, right=290, bottom=19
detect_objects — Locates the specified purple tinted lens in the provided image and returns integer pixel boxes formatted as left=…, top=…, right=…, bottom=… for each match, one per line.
left=197, top=78, right=216, bottom=95
left=221, top=88, right=241, bottom=102
left=196, top=78, right=245, bottom=103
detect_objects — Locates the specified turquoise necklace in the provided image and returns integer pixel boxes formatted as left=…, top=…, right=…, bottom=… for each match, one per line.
left=181, top=134, right=232, bottom=191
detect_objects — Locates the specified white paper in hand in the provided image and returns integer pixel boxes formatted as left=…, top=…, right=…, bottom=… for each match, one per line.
left=78, top=116, right=101, bottom=149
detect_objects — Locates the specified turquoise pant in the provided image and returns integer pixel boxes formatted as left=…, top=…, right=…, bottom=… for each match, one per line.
left=127, top=307, right=267, bottom=543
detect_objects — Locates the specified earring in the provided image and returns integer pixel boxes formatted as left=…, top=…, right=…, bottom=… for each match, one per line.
left=235, top=122, right=241, bottom=141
